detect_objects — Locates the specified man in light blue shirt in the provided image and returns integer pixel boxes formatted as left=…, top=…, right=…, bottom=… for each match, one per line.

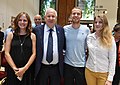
left=63, top=7, right=90, bottom=85
left=4, top=28, right=14, bottom=40
left=4, top=16, right=15, bottom=40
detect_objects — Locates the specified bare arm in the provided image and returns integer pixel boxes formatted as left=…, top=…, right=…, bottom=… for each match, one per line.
left=23, top=33, right=36, bottom=71
left=5, top=32, right=18, bottom=71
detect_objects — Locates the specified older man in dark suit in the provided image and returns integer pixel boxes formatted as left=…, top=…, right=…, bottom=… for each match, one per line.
left=33, top=8, right=65, bottom=85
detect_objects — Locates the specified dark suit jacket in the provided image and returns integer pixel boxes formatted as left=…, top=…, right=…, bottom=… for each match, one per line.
left=33, top=24, right=65, bottom=79
left=0, top=31, right=4, bottom=51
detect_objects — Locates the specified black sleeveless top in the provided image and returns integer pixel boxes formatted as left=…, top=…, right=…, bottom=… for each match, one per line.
left=10, top=33, right=32, bottom=67
left=6, top=33, right=34, bottom=85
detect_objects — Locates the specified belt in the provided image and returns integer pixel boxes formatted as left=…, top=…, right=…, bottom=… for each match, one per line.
left=41, top=63, right=58, bottom=67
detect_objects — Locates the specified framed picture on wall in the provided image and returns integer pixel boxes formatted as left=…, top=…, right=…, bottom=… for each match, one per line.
left=40, top=0, right=57, bottom=19
left=76, top=0, right=95, bottom=20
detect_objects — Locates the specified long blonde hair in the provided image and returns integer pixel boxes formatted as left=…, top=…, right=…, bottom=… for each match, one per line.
left=94, top=15, right=113, bottom=48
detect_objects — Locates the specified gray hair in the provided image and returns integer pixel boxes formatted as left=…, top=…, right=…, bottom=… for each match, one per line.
left=45, top=8, right=57, bottom=17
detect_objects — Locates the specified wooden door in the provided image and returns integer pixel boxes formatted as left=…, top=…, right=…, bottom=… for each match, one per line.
left=57, top=0, right=75, bottom=27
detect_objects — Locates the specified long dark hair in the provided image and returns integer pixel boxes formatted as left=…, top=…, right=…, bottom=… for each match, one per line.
left=14, top=12, right=32, bottom=35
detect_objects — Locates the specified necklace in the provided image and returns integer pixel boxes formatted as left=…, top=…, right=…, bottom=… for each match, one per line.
left=19, top=35, right=27, bottom=53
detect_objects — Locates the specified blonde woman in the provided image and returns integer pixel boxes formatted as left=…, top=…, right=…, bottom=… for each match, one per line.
left=85, top=15, right=116, bottom=85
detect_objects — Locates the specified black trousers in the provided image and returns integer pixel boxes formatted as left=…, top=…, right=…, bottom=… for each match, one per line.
left=0, top=46, right=3, bottom=51
left=64, top=63, right=86, bottom=85
left=112, top=66, right=120, bottom=85
left=36, top=64, right=60, bottom=85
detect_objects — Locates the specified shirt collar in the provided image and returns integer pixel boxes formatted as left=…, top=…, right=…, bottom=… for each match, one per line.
left=45, top=24, right=56, bottom=32
left=92, top=32, right=98, bottom=39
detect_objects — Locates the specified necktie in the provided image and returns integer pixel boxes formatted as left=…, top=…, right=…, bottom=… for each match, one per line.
left=46, top=29, right=53, bottom=63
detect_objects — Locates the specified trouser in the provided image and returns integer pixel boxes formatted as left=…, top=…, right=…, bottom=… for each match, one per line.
left=64, top=63, right=86, bottom=85
left=112, top=67, right=120, bottom=85
left=85, top=68, right=108, bottom=85
left=36, top=63, right=60, bottom=85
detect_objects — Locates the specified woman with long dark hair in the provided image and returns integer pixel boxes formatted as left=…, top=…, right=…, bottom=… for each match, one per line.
left=5, top=12, right=36, bottom=85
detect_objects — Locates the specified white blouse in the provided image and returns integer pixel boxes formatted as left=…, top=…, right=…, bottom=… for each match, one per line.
left=86, top=33, right=116, bottom=81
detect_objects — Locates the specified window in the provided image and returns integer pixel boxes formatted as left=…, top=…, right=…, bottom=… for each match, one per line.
left=40, top=0, right=56, bottom=19
left=76, top=0, right=95, bottom=20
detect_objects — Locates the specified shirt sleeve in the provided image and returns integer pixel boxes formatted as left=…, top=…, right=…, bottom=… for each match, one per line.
left=107, top=38, right=116, bottom=81
left=4, top=30, right=7, bottom=40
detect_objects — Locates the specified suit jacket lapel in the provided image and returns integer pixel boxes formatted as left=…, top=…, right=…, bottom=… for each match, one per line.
left=56, top=25, right=60, bottom=55
left=41, top=25, right=44, bottom=57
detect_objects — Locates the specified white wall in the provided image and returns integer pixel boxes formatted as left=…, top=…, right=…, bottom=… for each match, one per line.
left=0, top=0, right=118, bottom=30
left=0, top=0, right=39, bottom=31
left=96, top=0, right=118, bottom=29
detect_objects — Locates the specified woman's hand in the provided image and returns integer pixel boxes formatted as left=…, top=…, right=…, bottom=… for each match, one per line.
left=13, top=67, right=19, bottom=73
left=15, top=67, right=26, bottom=77
left=105, top=80, right=112, bottom=85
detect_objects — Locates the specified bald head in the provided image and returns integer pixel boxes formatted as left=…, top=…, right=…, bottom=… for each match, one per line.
left=34, top=14, right=42, bottom=26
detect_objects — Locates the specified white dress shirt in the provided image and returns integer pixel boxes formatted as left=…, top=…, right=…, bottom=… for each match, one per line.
left=86, top=33, right=116, bottom=81
left=42, top=24, right=58, bottom=65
